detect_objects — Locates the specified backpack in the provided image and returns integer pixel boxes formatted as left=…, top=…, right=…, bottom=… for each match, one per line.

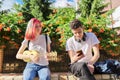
left=94, top=59, right=120, bottom=75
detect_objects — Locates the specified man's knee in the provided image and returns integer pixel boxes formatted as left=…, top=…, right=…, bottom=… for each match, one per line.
left=81, top=62, right=88, bottom=69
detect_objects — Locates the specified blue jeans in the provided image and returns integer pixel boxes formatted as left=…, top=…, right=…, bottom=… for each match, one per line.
left=23, top=63, right=51, bottom=80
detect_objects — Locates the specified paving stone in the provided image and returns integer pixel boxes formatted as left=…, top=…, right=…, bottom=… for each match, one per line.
left=0, top=76, right=14, bottom=80
left=14, top=75, right=23, bottom=80
left=0, top=73, right=119, bottom=80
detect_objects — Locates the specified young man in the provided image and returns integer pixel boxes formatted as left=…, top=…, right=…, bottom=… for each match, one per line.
left=66, top=19, right=100, bottom=80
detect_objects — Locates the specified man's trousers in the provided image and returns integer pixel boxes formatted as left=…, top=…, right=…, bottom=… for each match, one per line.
left=70, top=62, right=96, bottom=80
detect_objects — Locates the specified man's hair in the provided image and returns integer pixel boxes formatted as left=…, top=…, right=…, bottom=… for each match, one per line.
left=70, top=19, right=83, bottom=29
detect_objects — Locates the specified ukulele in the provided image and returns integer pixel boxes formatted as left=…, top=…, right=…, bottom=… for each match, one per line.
left=23, top=50, right=39, bottom=62
left=23, top=50, right=58, bottom=62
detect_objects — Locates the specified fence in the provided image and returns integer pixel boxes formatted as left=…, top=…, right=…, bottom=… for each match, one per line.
left=1, top=48, right=120, bottom=73
left=2, top=48, right=70, bottom=73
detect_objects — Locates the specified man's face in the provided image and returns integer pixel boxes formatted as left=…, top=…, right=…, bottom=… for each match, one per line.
left=71, top=27, right=84, bottom=40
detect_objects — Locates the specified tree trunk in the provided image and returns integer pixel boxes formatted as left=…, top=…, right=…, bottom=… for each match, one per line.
left=0, top=48, right=3, bottom=72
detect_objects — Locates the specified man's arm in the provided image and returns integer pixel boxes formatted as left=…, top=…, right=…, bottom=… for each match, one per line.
left=89, top=44, right=100, bottom=65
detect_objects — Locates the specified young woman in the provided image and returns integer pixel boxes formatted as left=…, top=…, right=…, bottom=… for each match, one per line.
left=16, top=18, right=51, bottom=80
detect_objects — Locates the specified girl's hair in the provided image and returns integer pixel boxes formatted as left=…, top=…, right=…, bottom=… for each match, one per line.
left=25, top=18, right=41, bottom=40
left=70, top=19, right=83, bottom=29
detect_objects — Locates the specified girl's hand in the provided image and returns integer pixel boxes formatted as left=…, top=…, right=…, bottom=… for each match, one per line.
left=29, top=54, right=39, bottom=63
left=44, top=54, right=49, bottom=61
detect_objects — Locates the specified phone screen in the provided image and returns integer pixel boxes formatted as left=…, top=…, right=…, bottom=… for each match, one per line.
left=76, top=50, right=83, bottom=56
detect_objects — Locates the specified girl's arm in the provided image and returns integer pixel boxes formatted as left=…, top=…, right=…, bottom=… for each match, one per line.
left=16, top=45, right=29, bottom=60
left=47, top=43, right=51, bottom=53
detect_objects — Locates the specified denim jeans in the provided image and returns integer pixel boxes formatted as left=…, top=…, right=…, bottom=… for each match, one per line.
left=23, top=63, right=51, bottom=80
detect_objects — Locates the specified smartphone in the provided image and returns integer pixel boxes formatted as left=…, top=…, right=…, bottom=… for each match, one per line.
left=76, top=50, right=83, bottom=56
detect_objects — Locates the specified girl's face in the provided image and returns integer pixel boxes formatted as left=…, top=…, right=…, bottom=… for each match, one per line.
left=71, top=27, right=84, bottom=40
left=35, top=23, right=42, bottom=35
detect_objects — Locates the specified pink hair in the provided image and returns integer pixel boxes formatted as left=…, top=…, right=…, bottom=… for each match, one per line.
left=25, top=18, right=41, bottom=40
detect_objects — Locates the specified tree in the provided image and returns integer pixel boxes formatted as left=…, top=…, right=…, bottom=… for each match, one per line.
left=0, top=0, right=4, bottom=8
left=43, top=8, right=76, bottom=52
left=78, top=0, right=109, bottom=18
left=78, top=0, right=120, bottom=56
left=0, top=0, right=11, bottom=14
left=0, top=1, right=2, bottom=8
left=0, top=12, right=26, bottom=49
left=14, top=0, right=52, bottom=21
left=30, top=0, right=52, bottom=20
left=77, top=0, right=93, bottom=18
left=44, top=0, right=120, bottom=56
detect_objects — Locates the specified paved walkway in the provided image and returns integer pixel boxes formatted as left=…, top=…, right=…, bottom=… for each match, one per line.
left=0, top=73, right=119, bottom=80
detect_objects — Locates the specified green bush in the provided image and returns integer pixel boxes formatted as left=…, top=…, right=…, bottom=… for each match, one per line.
left=0, top=12, right=26, bottom=49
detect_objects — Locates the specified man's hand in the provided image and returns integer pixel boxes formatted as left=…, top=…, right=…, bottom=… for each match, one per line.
left=87, top=63, right=94, bottom=74
left=71, top=54, right=84, bottom=64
